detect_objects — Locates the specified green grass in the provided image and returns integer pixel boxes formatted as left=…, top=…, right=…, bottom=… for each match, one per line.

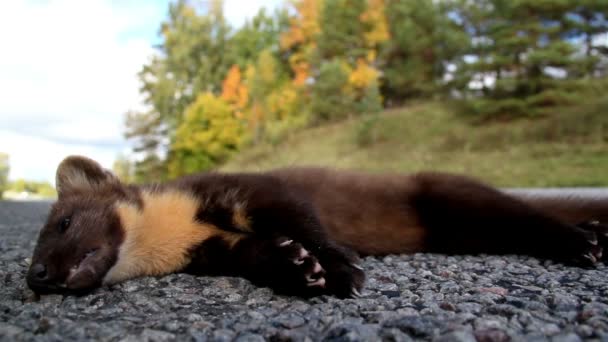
left=221, top=101, right=608, bottom=187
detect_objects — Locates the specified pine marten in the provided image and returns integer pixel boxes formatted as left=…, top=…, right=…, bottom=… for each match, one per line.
left=26, top=155, right=607, bottom=298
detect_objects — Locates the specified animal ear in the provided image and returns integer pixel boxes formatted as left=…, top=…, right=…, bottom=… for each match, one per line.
left=56, top=155, right=118, bottom=197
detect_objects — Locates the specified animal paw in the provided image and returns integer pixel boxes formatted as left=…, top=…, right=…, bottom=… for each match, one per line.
left=575, top=220, right=608, bottom=263
left=276, top=238, right=326, bottom=289
left=269, top=238, right=365, bottom=298
left=315, top=244, right=366, bottom=299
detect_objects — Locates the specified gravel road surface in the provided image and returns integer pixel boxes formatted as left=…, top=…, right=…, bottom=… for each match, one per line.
left=1, top=198, right=607, bottom=341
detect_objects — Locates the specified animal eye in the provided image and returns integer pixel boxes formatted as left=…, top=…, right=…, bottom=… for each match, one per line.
left=59, top=217, right=71, bottom=232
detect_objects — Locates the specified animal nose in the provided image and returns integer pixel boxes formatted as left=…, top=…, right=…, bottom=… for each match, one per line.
left=27, top=263, right=59, bottom=293
left=30, top=263, right=48, bottom=280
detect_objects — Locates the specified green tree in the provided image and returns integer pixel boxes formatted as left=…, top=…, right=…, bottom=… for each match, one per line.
left=126, top=1, right=293, bottom=181
left=317, top=0, right=369, bottom=62
left=127, top=0, right=234, bottom=182
left=310, top=59, right=354, bottom=122
left=449, top=0, right=608, bottom=117
left=566, top=0, right=608, bottom=77
left=168, top=92, right=245, bottom=177
left=7, top=179, right=56, bottom=198
left=0, top=153, right=9, bottom=199
left=229, top=8, right=290, bottom=69
left=381, top=0, right=469, bottom=102
left=112, top=154, right=135, bottom=183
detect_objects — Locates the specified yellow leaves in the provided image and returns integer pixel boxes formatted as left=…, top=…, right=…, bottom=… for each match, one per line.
left=267, top=84, right=300, bottom=120
left=349, top=59, right=380, bottom=90
left=360, top=0, right=390, bottom=48
left=170, top=92, right=245, bottom=176
left=257, top=50, right=278, bottom=85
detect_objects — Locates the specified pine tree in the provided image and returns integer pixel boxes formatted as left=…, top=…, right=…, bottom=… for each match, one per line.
left=382, top=0, right=469, bottom=102
left=450, top=0, right=608, bottom=117
left=317, top=0, right=369, bottom=62
left=566, top=0, right=608, bottom=77
left=310, top=59, right=354, bottom=122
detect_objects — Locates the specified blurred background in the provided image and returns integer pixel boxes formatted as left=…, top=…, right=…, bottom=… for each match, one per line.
left=0, top=0, right=607, bottom=199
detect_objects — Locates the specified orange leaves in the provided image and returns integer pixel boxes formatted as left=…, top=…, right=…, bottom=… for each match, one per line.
left=293, top=61, right=310, bottom=86
left=280, top=0, right=322, bottom=51
left=281, top=0, right=322, bottom=87
left=221, top=65, right=249, bottom=114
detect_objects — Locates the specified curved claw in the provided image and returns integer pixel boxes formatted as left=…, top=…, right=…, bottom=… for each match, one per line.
left=307, top=277, right=326, bottom=287
left=351, top=263, right=364, bottom=271
left=293, top=248, right=309, bottom=265
left=583, top=252, right=598, bottom=264
left=279, top=239, right=293, bottom=247
left=312, top=262, right=324, bottom=274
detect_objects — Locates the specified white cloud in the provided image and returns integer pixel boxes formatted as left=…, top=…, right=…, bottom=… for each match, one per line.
left=0, top=130, right=122, bottom=184
left=224, top=0, right=283, bottom=27
left=0, top=0, right=162, bottom=182
left=0, top=0, right=281, bottom=183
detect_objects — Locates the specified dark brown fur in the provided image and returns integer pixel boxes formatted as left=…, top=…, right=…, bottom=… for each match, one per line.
left=27, top=156, right=608, bottom=298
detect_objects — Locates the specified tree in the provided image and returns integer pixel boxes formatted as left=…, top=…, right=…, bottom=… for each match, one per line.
left=382, top=0, right=469, bottom=102
left=124, top=110, right=166, bottom=182
left=0, top=153, right=9, bottom=199
left=310, top=59, right=354, bottom=122
left=245, top=49, right=284, bottom=140
left=280, top=0, right=323, bottom=86
left=126, top=1, right=294, bottom=181
left=348, top=58, right=382, bottom=114
left=317, top=0, right=369, bottom=62
left=221, top=65, right=249, bottom=119
left=168, top=93, right=245, bottom=177
left=566, top=0, right=608, bottom=77
left=127, top=0, right=234, bottom=182
left=112, top=154, right=135, bottom=183
left=229, top=8, right=290, bottom=69
left=8, top=179, right=56, bottom=198
left=448, top=0, right=608, bottom=117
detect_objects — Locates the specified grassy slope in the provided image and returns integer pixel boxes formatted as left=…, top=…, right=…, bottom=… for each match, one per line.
left=221, top=101, right=608, bottom=187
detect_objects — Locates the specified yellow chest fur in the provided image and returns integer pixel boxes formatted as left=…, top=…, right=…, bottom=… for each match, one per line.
left=103, top=190, right=241, bottom=284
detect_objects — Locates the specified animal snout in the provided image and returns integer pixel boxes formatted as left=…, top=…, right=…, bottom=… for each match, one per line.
left=30, top=263, right=48, bottom=281
left=27, top=263, right=60, bottom=293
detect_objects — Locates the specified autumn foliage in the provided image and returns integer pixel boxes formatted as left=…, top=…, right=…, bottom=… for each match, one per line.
left=123, top=0, right=608, bottom=181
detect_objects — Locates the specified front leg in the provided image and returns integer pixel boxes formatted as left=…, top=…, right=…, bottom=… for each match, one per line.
left=232, top=236, right=328, bottom=297
left=245, top=195, right=366, bottom=298
left=192, top=177, right=365, bottom=297
left=185, top=235, right=363, bottom=298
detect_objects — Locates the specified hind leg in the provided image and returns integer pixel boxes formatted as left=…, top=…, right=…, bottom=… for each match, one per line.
left=411, top=173, right=603, bottom=265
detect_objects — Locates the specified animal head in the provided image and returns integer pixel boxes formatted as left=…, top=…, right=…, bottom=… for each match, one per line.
left=27, top=156, right=133, bottom=294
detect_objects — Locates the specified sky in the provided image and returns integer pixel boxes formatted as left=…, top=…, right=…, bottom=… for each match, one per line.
left=0, top=0, right=281, bottom=184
